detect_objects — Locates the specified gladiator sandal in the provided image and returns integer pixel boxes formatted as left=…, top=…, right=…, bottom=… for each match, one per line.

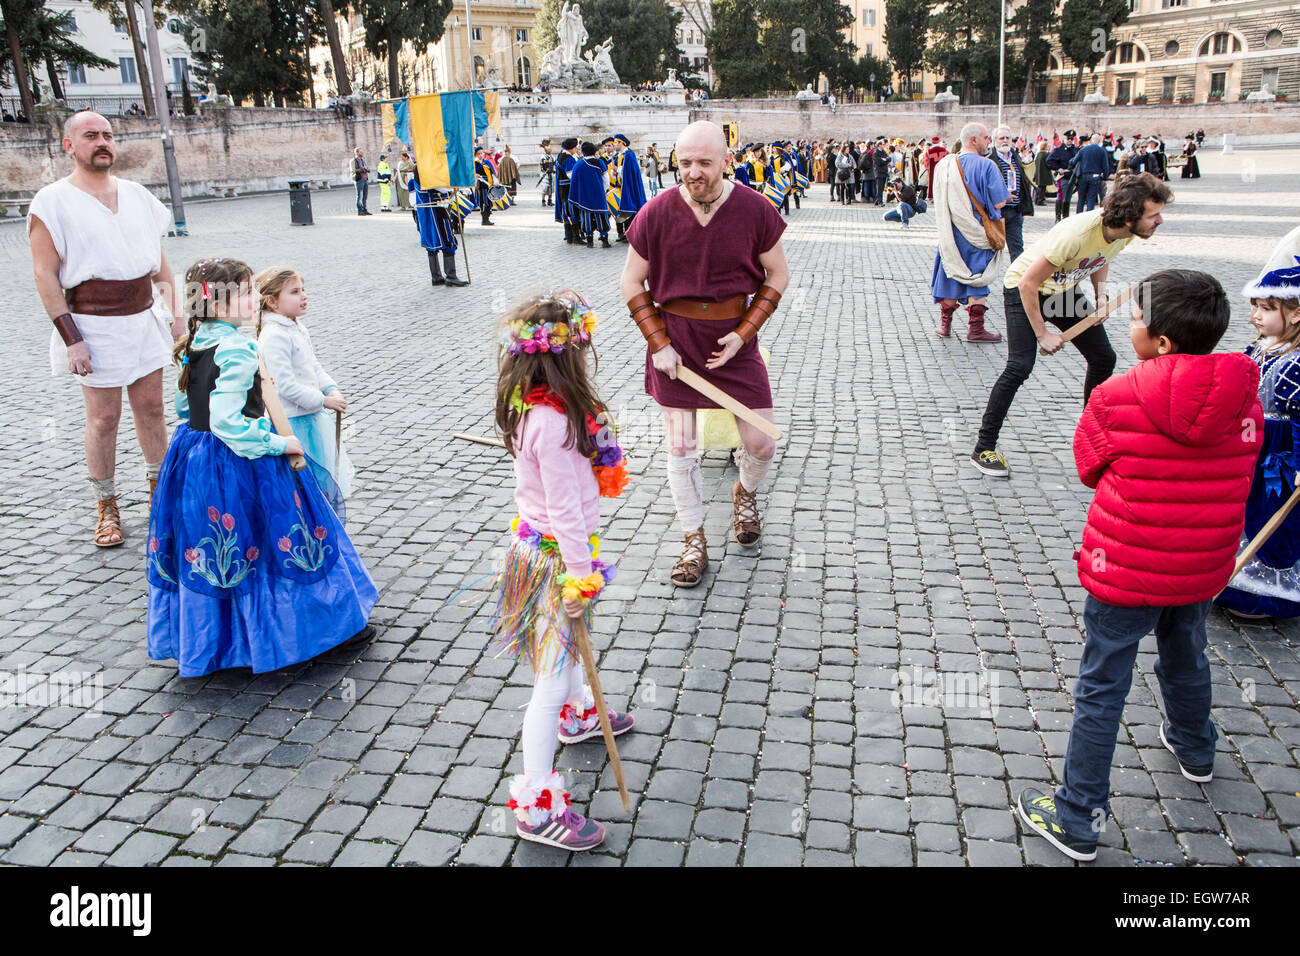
left=670, top=528, right=708, bottom=588
left=94, top=495, right=124, bottom=548
left=732, top=481, right=761, bottom=547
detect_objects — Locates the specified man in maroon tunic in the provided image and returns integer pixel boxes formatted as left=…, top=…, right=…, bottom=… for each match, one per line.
left=620, top=121, right=790, bottom=587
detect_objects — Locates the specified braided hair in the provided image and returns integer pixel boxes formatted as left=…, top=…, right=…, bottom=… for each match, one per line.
left=173, top=257, right=254, bottom=390
left=252, top=267, right=302, bottom=338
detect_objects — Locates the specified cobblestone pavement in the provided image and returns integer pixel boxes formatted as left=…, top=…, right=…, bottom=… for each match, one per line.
left=1, top=147, right=1298, bottom=868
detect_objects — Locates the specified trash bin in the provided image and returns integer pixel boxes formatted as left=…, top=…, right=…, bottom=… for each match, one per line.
left=289, top=180, right=313, bottom=226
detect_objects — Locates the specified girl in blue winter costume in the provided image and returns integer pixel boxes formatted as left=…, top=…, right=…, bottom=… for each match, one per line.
left=255, top=267, right=355, bottom=519
left=147, top=258, right=377, bottom=677
left=1218, top=259, right=1300, bottom=621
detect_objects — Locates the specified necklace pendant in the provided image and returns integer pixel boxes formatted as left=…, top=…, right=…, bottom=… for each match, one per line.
left=701, top=201, right=712, bottom=213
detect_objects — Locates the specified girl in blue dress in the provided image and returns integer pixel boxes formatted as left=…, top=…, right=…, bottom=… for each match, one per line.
left=147, top=257, right=377, bottom=677
left=1218, top=260, right=1300, bottom=620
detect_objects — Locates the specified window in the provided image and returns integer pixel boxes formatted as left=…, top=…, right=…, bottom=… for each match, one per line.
left=865, top=42, right=873, bottom=57
left=1201, top=32, right=1241, bottom=56
left=1118, top=43, right=1133, bottom=64
left=1265, top=29, right=1283, bottom=48
left=471, top=27, right=482, bottom=41
left=119, top=57, right=138, bottom=85
left=1160, top=0, right=1183, bottom=7
left=68, top=15, right=79, bottom=33
left=867, top=9, right=876, bottom=26
left=172, top=57, right=188, bottom=85
left=1209, top=71, right=1226, bottom=97
left=1262, top=67, right=1279, bottom=93
left=1117, top=79, right=1131, bottom=101
left=67, top=63, right=87, bottom=85
left=1162, top=76, right=1176, bottom=99
left=166, top=17, right=182, bottom=35
left=1126, top=0, right=1136, bottom=10
left=516, top=55, right=531, bottom=87
left=1164, top=39, right=1179, bottom=56
left=516, top=28, right=528, bottom=43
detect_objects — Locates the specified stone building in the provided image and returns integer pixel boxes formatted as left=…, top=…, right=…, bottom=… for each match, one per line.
left=1040, top=0, right=1300, bottom=103
left=309, top=1, right=541, bottom=100
left=672, top=0, right=714, bottom=87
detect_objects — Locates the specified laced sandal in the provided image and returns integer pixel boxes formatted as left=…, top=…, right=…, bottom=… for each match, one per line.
left=94, top=495, right=124, bottom=548
left=731, top=480, right=761, bottom=547
left=670, top=528, right=708, bottom=588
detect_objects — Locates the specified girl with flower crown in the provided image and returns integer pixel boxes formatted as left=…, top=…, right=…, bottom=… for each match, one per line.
left=146, top=257, right=378, bottom=677
left=490, top=289, right=632, bottom=852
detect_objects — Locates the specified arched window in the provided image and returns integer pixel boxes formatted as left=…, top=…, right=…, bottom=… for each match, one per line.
left=1199, top=32, right=1241, bottom=56
left=516, top=55, right=531, bottom=87
left=1109, top=42, right=1146, bottom=65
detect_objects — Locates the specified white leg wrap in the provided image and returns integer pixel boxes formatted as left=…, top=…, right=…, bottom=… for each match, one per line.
left=666, top=453, right=704, bottom=533
left=735, top=446, right=773, bottom=494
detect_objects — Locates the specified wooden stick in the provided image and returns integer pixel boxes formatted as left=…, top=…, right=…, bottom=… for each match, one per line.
left=454, top=432, right=506, bottom=448
left=1226, top=485, right=1300, bottom=587
left=675, top=364, right=783, bottom=441
left=335, top=409, right=342, bottom=459
left=258, top=357, right=306, bottom=471
left=1039, top=282, right=1138, bottom=356
left=571, top=616, right=632, bottom=812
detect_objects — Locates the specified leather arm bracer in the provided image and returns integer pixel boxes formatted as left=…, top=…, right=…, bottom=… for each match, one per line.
left=627, top=291, right=670, bottom=352
left=52, top=312, right=84, bottom=347
left=733, top=285, right=782, bottom=343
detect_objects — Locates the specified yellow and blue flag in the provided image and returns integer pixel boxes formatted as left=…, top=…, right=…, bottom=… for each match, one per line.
left=408, top=91, right=477, bottom=189
left=472, top=89, right=502, bottom=137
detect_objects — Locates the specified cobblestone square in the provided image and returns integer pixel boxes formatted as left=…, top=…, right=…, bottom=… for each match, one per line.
left=1, top=147, right=1297, bottom=866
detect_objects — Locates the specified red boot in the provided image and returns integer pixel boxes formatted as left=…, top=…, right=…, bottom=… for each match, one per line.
left=966, top=303, right=1002, bottom=343
left=936, top=301, right=956, bottom=338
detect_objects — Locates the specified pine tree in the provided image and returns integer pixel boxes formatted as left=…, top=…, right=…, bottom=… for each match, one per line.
left=1013, top=0, right=1057, bottom=102
left=757, top=0, right=853, bottom=90
left=356, top=0, right=452, bottom=97
left=924, top=0, right=1000, bottom=102
left=708, top=0, right=766, bottom=97
left=1058, top=0, right=1128, bottom=99
left=883, top=0, right=928, bottom=96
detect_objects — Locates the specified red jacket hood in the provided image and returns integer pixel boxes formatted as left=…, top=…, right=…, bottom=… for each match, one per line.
left=1130, top=352, right=1261, bottom=447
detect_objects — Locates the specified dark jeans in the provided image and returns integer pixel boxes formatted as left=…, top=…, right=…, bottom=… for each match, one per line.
left=1076, top=173, right=1104, bottom=213
left=354, top=178, right=368, bottom=213
left=884, top=199, right=927, bottom=223
left=861, top=178, right=875, bottom=202
left=1002, top=205, right=1025, bottom=262
left=1055, top=595, right=1217, bottom=841
left=975, top=286, right=1117, bottom=453
left=875, top=174, right=887, bottom=204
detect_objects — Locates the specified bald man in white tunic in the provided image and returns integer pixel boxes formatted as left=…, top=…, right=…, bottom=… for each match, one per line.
left=28, top=111, right=183, bottom=548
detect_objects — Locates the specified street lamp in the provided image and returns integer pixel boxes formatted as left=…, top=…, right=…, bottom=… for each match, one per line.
left=997, top=0, right=1009, bottom=128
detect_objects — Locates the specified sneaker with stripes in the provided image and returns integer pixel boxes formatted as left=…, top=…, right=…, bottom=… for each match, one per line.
left=515, top=807, right=607, bottom=851
left=507, top=771, right=606, bottom=852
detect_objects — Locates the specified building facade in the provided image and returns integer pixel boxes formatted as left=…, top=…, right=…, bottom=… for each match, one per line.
left=1, top=0, right=196, bottom=116
left=309, top=2, right=541, bottom=102
left=1041, top=0, right=1300, bottom=104
left=672, top=0, right=713, bottom=86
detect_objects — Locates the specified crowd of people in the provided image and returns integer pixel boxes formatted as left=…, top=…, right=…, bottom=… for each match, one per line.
left=25, top=107, right=1300, bottom=864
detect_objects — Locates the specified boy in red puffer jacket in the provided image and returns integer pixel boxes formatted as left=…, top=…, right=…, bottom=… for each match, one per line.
left=1018, top=269, right=1264, bottom=861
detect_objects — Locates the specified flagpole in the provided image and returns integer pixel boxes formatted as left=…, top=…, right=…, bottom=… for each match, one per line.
left=997, top=0, right=1006, bottom=130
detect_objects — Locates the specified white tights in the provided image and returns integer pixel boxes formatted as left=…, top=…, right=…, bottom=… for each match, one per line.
left=521, top=643, right=585, bottom=782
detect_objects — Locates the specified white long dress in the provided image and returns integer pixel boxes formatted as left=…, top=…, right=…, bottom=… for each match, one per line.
left=29, top=177, right=173, bottom=388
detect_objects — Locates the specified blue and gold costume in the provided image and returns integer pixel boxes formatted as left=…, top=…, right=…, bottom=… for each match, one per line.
left=568, top=143, right=611, bottom=247
left=409, top=169, right=469, bottom=287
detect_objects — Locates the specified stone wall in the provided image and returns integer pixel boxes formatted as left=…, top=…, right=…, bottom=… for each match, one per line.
left=1, top=107, right=385, bottom=200
left=0, top=96, right=692, bottom=204
left=688, top=98, right=1300, bottom=147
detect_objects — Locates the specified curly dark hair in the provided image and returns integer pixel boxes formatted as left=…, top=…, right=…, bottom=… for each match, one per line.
left=1101, top=172, right=1173, bottom=229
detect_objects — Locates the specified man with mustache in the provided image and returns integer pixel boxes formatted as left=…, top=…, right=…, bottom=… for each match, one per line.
left=620, top=121, right=789, bottom=588
left=27, top=111, right=184, bottom=547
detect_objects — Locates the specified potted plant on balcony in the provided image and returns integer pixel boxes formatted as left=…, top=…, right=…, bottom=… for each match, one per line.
left=1158, top=96, right=1174, bottom=104
left=1178, top=94, right=1193, bottom=103
left=1133, top=95, right=1148, bottom=105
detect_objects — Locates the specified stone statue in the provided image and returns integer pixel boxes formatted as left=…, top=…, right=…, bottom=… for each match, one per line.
left=558, top=2, right=589, bottom=64
left=796, top=82, right=819, bottom=101
left=585, top=37, right=619, bottom=85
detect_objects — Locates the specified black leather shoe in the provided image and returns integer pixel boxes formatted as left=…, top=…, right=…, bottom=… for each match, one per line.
left=600, top=236, right=611, bottom=248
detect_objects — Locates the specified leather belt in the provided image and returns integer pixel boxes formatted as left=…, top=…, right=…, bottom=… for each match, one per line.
left=660, top=295, right=748, bottom=321
left=65, top=276, right=154, bottom=316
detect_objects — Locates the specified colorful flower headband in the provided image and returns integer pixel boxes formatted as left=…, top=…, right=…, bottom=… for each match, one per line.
left=504, top=289, right=598, bottom=356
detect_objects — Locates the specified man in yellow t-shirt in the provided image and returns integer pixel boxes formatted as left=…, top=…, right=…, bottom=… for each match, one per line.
left=971, top=173, right=1174, bottom=478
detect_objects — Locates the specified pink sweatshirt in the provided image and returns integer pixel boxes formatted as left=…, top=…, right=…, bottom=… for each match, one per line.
left=513, top=406, right=600, bottom=577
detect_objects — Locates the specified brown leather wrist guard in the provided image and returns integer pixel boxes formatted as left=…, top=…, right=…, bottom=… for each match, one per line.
left=628, top=290, right=671, bottom=352
left=52, top=312, right=84, bottom=347
left=734, top=285, right=782, bottom=343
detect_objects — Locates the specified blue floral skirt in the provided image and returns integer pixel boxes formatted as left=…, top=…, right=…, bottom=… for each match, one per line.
left=147, top=423, right=377, bottom=677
